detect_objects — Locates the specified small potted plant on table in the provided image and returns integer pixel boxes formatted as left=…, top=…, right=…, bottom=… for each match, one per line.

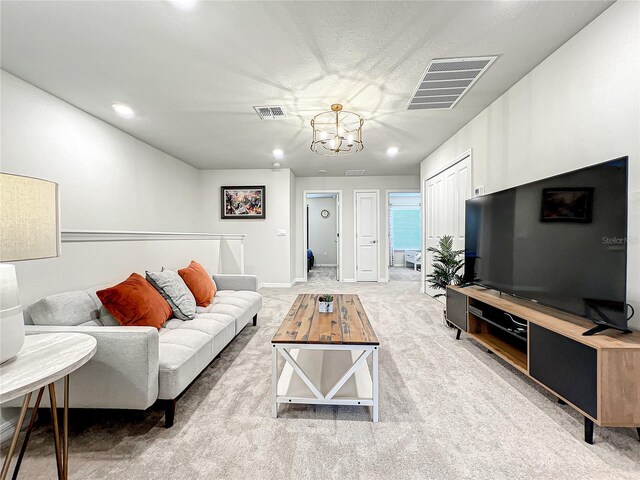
left=318, top=294, right=334, bottom=313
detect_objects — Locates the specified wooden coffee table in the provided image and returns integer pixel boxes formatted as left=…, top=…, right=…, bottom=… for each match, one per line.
left=271, top=294, right=379, bottom=422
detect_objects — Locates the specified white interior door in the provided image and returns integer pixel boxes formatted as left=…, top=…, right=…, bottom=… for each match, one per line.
left=356, top=191, right=378, bottom=282
left=425, top=156, right=471, bottom=298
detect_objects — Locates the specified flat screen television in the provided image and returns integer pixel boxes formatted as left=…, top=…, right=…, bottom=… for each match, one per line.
left=464, top=157, right=629, bottom=333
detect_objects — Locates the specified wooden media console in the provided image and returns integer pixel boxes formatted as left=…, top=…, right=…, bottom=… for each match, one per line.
left=447, top=285, right=640, bottom=444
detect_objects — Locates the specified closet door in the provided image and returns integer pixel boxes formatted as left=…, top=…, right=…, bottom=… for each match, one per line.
left=424, top=155, right=471, bottom=298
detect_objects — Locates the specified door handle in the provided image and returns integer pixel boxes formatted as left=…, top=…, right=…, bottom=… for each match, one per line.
left=371, top=240, right=377, bottom=244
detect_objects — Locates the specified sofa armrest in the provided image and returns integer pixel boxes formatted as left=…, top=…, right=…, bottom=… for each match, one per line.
left=212, top=274, right=258, bottom=292
left=23, top=325, right=159, bottom=410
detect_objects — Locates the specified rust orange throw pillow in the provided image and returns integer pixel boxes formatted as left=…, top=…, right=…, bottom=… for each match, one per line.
left=97, top=273, right=172, bottom=329
left=178, top=260, right=217, bottom=307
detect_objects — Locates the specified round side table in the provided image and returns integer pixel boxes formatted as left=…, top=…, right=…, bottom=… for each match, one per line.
left=0, top=333, right=97, bottom=480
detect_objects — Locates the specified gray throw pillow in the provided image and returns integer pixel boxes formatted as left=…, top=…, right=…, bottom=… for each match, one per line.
left=146, top=269, right=197, bottom=320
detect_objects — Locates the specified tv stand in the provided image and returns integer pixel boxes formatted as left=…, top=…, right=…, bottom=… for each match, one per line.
left=583, top=324, right=632, bottom=336
left=446, top=285, right=640, bottom=445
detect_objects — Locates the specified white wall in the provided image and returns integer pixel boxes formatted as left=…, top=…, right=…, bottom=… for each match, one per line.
left=199, top=168, right=294, bottom=286
left=295, top=176, right=420, bottom=281
left=0, top=70, right=212, bottom=442
left=419, top=1, right=640, bottom=329
left=0, top=70, right=202, bottom=231
left=307, top=196, right=338, bottom=265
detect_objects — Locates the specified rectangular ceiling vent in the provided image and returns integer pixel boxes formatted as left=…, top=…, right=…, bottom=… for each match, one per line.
left=253, top=105, right=288, bottom=120
left=406, top=56, right=497, bottom=111
left=345, top=169, right=365, bottom=176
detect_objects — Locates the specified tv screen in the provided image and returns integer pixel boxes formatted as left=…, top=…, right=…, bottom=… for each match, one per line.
left=464, top=157, right=628, bottom=330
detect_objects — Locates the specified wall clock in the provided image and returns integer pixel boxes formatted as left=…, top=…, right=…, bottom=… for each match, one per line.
left=321, top=209, right=330, bottom=219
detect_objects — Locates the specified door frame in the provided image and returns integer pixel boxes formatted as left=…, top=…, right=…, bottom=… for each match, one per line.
left=303, top=190, right=343, bottom=282
left=385, top=189, right=421, bottom=275
left=422, top=149, right=473, bottom=294
left=354, top=189, right=381, bottom=282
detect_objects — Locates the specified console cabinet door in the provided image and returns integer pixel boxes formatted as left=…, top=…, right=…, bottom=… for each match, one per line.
left=529, top=323, right=598, bottom=419
left=446, top=288, right=467, bottom=331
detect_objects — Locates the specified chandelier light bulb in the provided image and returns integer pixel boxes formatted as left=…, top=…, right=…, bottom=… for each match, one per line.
left=310, top=103, right=364, bottom=156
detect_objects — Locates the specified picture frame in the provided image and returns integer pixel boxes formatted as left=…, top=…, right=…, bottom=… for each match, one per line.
left=221, top=186, right=266, bottom=219
left=540, top=187, right=593, bottom=223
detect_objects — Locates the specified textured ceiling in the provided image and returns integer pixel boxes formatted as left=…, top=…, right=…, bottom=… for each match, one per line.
left=0, top=1, right=612, bottom=176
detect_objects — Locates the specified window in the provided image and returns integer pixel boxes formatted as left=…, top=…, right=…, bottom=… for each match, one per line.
left=390, top=206, right=420, bottom=250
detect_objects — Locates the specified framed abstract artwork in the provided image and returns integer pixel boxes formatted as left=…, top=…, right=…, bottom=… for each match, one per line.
left=540, top=187, right=593, bottom=223
left=221, top=186, right=266, bottom=219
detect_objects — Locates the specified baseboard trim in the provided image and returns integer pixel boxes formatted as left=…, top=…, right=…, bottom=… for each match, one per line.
left=315, top=264, right=338, bottom=267
left=378, top=277, right=389, bottom=283
left=0, top=418, right=17, bottom=444
left=342, top=278, right=356, bottom=283
left=260, top=280, right=297, bottom=288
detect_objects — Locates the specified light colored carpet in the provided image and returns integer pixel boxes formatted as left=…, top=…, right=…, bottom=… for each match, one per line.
left=307, top=266, right=337, bottom=283
left=389, top=266, right=421, bottom=283
left=4, top=276, right=640, bottom=479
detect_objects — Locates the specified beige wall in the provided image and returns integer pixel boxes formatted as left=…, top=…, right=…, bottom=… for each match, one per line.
left=199, top=168, right=294, bottom=286
left=420, top=1, right=640, bottom=328
left=0, top=70, right=202, bottom=232
left=295, top=175, right=420, bottom=281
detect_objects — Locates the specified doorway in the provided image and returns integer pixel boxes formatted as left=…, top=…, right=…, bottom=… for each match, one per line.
left=386, top=191, right=421, bottom=283
left=304, top=191, right=342, bottom=282
left=423, top=151, right=472, bottom=298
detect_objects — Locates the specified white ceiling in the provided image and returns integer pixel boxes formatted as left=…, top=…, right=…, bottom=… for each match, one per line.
left=1, top=1, right=612, bottom=176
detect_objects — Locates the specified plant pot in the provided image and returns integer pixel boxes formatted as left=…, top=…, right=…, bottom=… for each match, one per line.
left=319, top=301, right=334, bottom=313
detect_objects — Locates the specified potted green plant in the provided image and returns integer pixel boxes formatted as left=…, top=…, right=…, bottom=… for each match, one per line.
left=426, top=235, right=464, bottom=325
left=318, top=294, right=334, bottom=313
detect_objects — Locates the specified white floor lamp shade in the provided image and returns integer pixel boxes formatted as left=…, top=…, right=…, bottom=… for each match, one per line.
left=0, top=173, right=60, bottom=364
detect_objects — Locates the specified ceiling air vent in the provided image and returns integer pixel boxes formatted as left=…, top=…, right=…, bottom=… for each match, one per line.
left=345, top=169, right=365, bottom=176
left=253, top=105, right=288, bottom=120
left=406, top=56, right=497, bottom=111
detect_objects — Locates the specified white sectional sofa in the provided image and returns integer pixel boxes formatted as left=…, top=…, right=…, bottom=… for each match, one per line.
left=19, top=274, right=261, bottom=427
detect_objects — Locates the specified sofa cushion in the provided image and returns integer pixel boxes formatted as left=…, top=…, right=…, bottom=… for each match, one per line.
left=178, top=260, right=217, bottom=307
left=164, top=317, right=225, bottom=337
left=197, top=290, right=261, bottom=335
left=29, top=289, right=107, bottom=327
left=97, top=273, right=172, bottom=329
left=157, top=326, right=213, bottom=399
left=146, top=269, right=196, bottom=321
left=29, top=290, right=95, bottom=327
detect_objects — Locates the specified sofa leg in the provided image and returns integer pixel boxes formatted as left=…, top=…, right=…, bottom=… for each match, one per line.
left=165, top=399, right=176, bottom=428
left=253, top=314, right=258, bottom=326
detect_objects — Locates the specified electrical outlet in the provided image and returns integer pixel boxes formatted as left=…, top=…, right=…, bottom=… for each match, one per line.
left=277, top=229, right=287, bottom=236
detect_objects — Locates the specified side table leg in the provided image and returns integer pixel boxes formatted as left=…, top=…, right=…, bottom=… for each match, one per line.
left=372, top=346, right=379, bottom=423
left=0, top=392, right=31, bottom=480
left=48, top=383, right=64, bottom=479
left=63, top=375, right=69, bottom=480
left=12, top=387, right=45, bottom=480
left=272, top=345, right=278, bottom=418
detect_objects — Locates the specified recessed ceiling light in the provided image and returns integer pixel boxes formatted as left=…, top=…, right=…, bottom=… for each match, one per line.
left=169, top=0, right=198, bottom=11
left=318, top=169, right=327, bottom=174
left=272, top=148, right=284, bottom=159
left=272, top=162, right=281, bottom=168
left=112, top=103, right=135, bottom=118
left=387, top=146, right=399, bottom=157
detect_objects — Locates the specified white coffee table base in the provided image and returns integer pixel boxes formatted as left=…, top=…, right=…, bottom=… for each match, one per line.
left=272, top=343, right=379, bottom=422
